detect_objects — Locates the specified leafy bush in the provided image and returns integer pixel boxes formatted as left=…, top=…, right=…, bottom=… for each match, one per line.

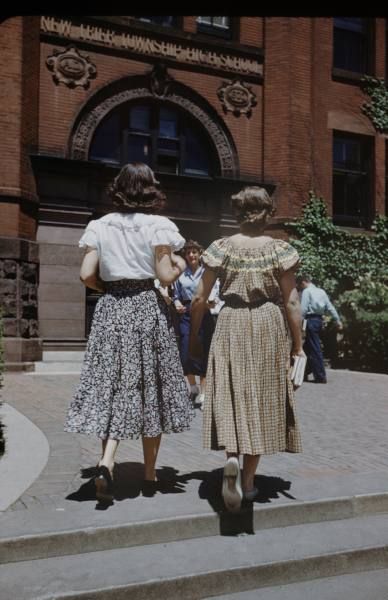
left=337, top=277, right=388, bottom=373
left=287, top=194, right=388, bottom=373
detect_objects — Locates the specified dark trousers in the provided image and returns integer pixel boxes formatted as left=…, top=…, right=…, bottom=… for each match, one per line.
left=303, top=316, right=326, bottom=382
left=178, top=310, right=214, bottom=376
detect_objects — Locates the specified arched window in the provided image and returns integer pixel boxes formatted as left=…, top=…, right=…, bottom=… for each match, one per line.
left=89, top=102, right=217, bottom=177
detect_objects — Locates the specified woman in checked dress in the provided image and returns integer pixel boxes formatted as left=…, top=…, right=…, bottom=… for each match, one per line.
left=64, top=163, right=194, bottom=502
left=189, top=187, right=305, bottom=512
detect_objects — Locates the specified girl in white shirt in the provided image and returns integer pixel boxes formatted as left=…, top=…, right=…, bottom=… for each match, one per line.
left=64, top=163, right=194, bottom=503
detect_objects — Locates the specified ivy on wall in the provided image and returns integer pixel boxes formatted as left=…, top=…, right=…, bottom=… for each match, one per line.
left=286, top=193, right=388, bottom=373
left=361, top=76, right=388, bottom=133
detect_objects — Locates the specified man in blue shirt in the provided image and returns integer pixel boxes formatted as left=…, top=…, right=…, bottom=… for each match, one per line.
left=297, top=275, right=343, bottom=383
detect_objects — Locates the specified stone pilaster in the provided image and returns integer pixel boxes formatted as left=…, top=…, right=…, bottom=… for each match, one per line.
left=0, top=237, right=42, bottom=369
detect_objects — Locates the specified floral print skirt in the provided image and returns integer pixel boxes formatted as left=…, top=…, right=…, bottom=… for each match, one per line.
left=64, top=279, right=194, bottom=440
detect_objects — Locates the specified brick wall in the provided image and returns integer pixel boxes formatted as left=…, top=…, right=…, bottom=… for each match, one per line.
left=0, top=16, right=40, bottom=240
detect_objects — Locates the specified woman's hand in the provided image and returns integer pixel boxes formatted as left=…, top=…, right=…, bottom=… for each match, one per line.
left=290, top=348, right=307, bottom=389
left=291, top=347, right=306, bottom=359
left=189, top=335, right=203, bottom=361
left=174, top=300, right=186, bottom=314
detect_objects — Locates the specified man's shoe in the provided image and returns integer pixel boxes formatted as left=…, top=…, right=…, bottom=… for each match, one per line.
left=315, top=378, right=327, bottom=384
left=222, top=457, right=243, bottom=512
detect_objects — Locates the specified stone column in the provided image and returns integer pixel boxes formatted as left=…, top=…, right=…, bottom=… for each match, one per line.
left=0, top=237, right=42, bottom=369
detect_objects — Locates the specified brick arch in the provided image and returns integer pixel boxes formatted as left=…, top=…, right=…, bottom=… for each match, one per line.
left=69, top=83, right=239, bottom=178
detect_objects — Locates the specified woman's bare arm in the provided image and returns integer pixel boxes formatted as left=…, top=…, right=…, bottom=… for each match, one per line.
left=279, top=269, right=304, bottom=355
left=80, top=248, right=105, bottom=292
left=155, top=245, right=186, bottom=286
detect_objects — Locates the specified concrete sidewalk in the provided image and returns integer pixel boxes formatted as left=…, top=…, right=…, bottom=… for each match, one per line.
left=1, top=367, right=388, bottom=520
left=1, top=368, right=388, bottom=600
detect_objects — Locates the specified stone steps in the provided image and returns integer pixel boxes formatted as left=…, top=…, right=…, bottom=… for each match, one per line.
left=31, top=350, right=84, bottom=374
left=205, top=568, right=388, bottom=600
left=2, top=493, right=388, bottom=599
left=2, top=492, right=388, bottom=565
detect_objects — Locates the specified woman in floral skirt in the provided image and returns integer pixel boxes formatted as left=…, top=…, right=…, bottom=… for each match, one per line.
left=64, top=163, right=194, bottom=502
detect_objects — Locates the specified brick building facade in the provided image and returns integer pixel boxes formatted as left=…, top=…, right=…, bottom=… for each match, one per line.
left=0, top=16, right=386, bottom=367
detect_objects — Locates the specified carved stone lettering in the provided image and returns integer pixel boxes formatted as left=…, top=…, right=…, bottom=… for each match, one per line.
left=41, top=16, right=262, bottom=78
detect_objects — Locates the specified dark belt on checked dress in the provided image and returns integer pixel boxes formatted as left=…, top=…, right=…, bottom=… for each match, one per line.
left=223, top=297, right=277, bottom=309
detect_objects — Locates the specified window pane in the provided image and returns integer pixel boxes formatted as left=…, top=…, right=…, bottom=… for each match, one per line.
left=158, top=138, right=179, bottom=152
left=138, top=16, right=177, bottom=27
left=334, top=29, right=366, bottom=72
left=157, top=154, right=178, bottom=174
left=184, top=126, right=210, bottom=175
left=197, top=16, right=212, bottom=24
left=130, top=106, right=150, bottom=132
left=128, top=134, right=151, bottom=164
left=333, top=133, right=371, bottom=227
left=89, top=112, right=120, bottom=164
left=159, top=107, right=178, bottom=138
left=212, top=16, right=230, bottom=29
left=334, top=17, right=365, bottom=33
left=333, top=138, right=361, bottom=170
left=333, top=18, right=367, bottom=72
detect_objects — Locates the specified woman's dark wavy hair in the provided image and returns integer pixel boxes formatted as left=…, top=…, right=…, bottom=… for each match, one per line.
left=182, top=239, right=204, bottom=254
left=106, top=163, right=166, bottom=213
left=231, top=186, right=274, bottom=231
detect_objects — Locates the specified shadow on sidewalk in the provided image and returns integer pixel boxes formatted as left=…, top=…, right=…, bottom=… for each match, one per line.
left=65, top=462, right=294, bottom=533
left=65, top=462, right=189, bottom=508
left=178, top=468, right=294, bottom=535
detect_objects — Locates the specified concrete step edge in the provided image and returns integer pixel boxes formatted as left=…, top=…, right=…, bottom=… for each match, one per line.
left=2, top=491, right=388, bottom=565
left=33, top=544, right=388, bottom=600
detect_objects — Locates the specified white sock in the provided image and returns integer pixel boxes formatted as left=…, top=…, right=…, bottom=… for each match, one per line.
left=190, top=384, right=199, bottom=394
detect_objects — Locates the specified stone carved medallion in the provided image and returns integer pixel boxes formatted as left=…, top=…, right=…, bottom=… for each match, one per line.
left=46, top=46, right=97, bottom=89
left=217, top=79, right=257, bottom=117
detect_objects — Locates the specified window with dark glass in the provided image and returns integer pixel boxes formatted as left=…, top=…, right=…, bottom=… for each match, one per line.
left=137, top=16, right=178, bottom=28
left=333, top=132, right=373, bottom=228
left=89, top=102, right=215, bottom=177
left=333, top=17, right=372, bottom=74
left=197, top=16, right=231, bottom=38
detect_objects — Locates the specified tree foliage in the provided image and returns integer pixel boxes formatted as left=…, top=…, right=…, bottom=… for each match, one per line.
left=287, top=193, right=388, bottom=373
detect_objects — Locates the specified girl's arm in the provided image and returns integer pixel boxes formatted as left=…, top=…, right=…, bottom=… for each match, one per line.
left=279, top=269, right=304, bottom=356
left=80, top=248, right=104, bottom=292
left=155, top=245, right=186, bottom=286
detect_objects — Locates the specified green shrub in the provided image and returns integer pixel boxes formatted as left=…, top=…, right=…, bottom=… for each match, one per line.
left=337, top=276, right=388, bottom=373
left=287, top=194, right=388, bottom=373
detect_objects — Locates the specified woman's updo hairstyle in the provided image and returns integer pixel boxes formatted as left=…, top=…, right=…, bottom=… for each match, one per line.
left=107, top=162, right=166, bottom=213
left=231, top=186, right=274, bottom=231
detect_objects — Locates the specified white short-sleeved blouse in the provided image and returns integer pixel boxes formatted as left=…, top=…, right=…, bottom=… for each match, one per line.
left=79, top=212, right=185, bottom=281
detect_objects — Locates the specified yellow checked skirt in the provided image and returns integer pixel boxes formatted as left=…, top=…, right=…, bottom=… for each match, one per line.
left=203, top=301, right=302, bottom=455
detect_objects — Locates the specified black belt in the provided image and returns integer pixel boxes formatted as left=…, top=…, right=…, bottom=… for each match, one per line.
left=306, top=313, right=323, bottom=319
left=223, top=297, right=274, bottom=309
